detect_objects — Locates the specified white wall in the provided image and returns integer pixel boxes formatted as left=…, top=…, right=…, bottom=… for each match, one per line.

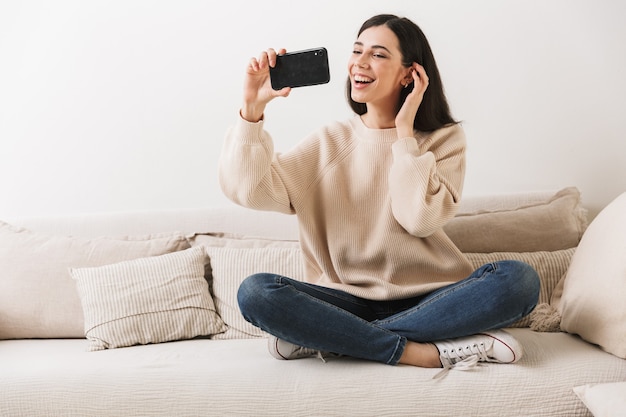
left=1, top=0, right=625, bottom=219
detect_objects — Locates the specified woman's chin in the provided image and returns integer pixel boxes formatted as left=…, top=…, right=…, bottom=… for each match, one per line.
left=350, top=92, right=367, bottom=104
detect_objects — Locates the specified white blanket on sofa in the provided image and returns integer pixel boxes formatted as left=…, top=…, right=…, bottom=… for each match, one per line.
left=2, top=329, right=625, bottom=416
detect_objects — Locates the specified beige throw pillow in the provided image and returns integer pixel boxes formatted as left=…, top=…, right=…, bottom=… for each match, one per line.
left=559, top=192, right=626, bottom=359
left=573, top=382, right=626, bottom=417
left=204, top=246, right=304, bottom=339
left=0, top=221, right=190, bottom=339
left=445, top=187, right=587, bottom=253
left=71, top=246, right=225, bottom=351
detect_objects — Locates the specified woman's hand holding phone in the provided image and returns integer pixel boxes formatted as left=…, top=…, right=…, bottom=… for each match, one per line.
left=241, top=48, right=292, bottom=123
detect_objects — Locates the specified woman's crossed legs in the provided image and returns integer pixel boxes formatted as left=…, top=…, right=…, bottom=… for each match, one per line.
left=237, top=260, right=540, bottom=367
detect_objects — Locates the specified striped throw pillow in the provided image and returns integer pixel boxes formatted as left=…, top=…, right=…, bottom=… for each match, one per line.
left=71, top=246, right=226, bottom=351
left=465, top=248, right=575, bottom=327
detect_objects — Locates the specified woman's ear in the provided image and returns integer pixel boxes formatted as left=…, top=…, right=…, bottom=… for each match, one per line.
left=402, top=67, right=415, bottom=86
left=403, top=74, right=414, bottom=87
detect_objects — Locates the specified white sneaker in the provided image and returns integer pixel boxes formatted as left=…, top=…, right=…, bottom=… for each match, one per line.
left=268, top=336, right=322, bottom=360
left=432, top=330, right=523, bottom=378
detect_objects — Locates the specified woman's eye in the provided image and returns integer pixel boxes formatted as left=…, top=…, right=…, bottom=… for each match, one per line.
left=352, top=50, right=386, bottom=59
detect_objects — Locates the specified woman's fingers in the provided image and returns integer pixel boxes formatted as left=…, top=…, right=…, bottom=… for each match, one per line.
left=395, top=63, right=430, bottom=137
left=242, top=47, right=291, bottom=118
left=412, top=63, right=429, bottom=94
left=248, top=57, right=260, bottom=72
left=250, top=48, right=287, bottom=72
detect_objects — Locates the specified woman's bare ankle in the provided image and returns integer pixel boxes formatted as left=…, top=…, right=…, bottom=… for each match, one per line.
left=398, top=341, right=442, bottom=368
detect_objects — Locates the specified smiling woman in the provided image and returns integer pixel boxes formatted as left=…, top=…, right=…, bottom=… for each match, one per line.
left=349, top=25, right=416, bottom=130
left=218, top=13, right=540, bottom=374
left=346, top=14, right=456, bottom=134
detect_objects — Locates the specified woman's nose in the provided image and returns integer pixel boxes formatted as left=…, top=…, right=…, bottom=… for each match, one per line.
left=354, top=55, right=368, bottom=68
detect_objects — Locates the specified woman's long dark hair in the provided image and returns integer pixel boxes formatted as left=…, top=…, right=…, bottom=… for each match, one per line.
left=346, top=14, right=458, bottom=132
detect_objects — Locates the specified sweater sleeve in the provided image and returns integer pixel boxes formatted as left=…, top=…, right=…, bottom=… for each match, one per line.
left=218, top=116, right=295, bottom=214
left=388, top=124, right=466, bottom=237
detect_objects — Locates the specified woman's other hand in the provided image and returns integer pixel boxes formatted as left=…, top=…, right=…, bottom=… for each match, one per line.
left=241, top=48, right=292, bottom=122
left=395, top=63, right=429, bottom=138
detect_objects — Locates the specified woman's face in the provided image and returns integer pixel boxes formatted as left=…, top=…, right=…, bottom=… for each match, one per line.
left=348, top=25, right=410, bottom=110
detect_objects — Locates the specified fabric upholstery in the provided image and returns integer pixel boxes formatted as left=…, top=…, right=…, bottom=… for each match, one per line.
left=0, top=221, right=190, bottom=339
left=71, top=247, right=225, bottom=351
left=559, top=192, right=626, bottom=358
left=445, top=187, right=587, bottom=252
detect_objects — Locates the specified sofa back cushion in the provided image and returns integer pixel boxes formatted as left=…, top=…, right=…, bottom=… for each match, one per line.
left=8, top=188, right=586, bottom=254
left=445, top=187, right=587, bottom=252
left=0, top=221, right=189, bottom=339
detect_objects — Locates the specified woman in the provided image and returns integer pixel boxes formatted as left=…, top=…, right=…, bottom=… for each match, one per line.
left=219, top=14, right=539, bottom=373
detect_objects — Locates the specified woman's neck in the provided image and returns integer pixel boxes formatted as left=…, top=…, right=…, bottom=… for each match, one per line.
left=359, top=105, right=397, bottom=130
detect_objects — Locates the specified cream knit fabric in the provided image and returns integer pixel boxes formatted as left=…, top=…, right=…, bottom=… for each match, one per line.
left=219, top=115, right=473, bottom=300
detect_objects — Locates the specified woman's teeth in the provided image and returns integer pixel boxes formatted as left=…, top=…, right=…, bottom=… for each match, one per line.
left=354, top=75, right=373, bottom=83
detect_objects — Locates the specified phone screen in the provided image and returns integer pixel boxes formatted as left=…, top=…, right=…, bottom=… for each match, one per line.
left=270, top=48, right=330, bottom=90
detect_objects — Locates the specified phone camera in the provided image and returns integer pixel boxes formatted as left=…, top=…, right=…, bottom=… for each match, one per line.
left=316, top=50, right=324, bottom=57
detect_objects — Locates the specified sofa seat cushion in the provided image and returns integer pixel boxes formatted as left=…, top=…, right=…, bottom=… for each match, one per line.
left=1, top=329, right=624, bottom=416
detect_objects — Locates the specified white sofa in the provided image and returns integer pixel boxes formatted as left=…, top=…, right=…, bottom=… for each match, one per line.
left=1, top=187, right=625, bottom=417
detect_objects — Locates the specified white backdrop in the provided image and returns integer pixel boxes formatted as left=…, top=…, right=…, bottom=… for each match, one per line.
left=1, top=0, right=625, bottom=219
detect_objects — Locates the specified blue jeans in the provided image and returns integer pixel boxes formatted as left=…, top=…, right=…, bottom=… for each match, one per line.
left=237, top=260, right=540, bottom=365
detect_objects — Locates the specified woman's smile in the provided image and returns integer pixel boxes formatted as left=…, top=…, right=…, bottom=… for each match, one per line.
left=347, top=25, right=408, bottom=108
left=352, top=73, right=375, bottom=89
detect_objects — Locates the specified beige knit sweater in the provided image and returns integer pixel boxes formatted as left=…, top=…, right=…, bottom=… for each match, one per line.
left=219, top=115, right=473, bottom=300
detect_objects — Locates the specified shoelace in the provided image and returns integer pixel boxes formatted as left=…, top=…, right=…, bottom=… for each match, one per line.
left=289, top=345, right=329, bottom=362
left=432, top=342, right=490, bottom=380
left=432, top=354, right=484, bottom=379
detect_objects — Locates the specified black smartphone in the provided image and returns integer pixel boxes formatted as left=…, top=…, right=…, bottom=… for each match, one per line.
left=270, top=47, right=330, bottom=90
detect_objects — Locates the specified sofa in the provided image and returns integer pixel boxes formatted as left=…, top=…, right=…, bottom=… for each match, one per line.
left=1, top=186, right=625, bottom=417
